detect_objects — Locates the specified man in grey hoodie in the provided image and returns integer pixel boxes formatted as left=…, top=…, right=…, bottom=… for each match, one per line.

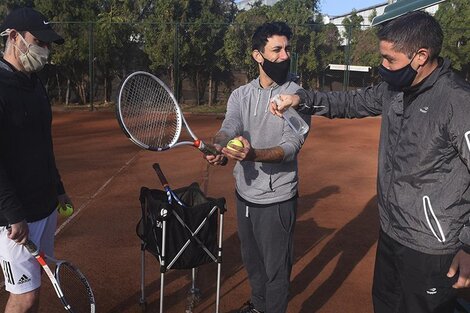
left=206, top=22, right=309, bottom=313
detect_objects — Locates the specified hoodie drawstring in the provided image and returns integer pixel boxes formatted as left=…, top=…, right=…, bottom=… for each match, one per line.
left=254, top=89, right=261, bottom=116
left=266, top=88, right=273, bottom=113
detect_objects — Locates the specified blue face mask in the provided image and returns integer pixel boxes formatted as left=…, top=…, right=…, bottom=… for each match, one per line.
left=378, top=54, right=418, bottom=90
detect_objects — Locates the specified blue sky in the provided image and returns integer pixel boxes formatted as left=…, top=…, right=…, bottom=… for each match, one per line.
left=319, top=0, right=386, bottom=16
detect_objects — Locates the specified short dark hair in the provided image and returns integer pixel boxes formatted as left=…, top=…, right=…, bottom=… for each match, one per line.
left=252, top=21, right=292, bottom=52
left=377, top=11, right=443, bottom=60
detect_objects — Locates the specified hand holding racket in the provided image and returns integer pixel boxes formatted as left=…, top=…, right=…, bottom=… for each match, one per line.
left=23, top=240, right=95, bottom=313
left=117, top=71, right=227, bottom=165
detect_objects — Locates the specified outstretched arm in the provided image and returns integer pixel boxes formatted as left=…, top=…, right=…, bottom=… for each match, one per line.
left=271, top=84, right=387, bottom=119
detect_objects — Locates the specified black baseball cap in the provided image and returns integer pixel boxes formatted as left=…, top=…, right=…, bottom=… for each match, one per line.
left=1, top=7, right=64, bottom=44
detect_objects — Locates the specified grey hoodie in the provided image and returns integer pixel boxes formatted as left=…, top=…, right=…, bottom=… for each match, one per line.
left=219, top=78, right=309, bottom=204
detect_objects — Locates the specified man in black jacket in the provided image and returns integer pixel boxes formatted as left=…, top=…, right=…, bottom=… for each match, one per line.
left=271, top=11, right=470, bottom=313
left=0, top=7, right=71, bottom=313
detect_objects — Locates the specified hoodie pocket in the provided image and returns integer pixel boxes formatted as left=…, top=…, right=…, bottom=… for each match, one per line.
left=423, top=196, right=446, bottom=243
left=236, top=162, right=274, bottom=193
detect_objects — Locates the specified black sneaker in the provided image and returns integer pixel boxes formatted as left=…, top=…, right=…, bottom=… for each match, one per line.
left=238, top=300, right=264, bottom=313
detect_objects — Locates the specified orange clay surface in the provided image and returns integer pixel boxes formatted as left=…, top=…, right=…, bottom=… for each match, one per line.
left=2, top=110, right=463, bottom=312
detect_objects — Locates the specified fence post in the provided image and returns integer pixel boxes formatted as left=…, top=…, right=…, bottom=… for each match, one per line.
left=88, top=22, right=94, bottom=110
left=173, top=22, right=180, bottom=101
left=343, top=23, right=352, bottom=91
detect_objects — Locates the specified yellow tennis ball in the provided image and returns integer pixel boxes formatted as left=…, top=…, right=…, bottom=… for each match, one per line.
left=227, top=139, right=244, bottom=151
left=57, top=203, right=74, bottom=217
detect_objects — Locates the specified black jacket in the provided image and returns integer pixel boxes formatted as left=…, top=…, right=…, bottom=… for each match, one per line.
left=296, top=58, right=470, bottom=255
left=0, top=59, right=64, bottom=226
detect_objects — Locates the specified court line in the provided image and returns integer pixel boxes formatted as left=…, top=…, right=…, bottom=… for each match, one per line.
left=55, top=152, right=140, bottom=236
left=1, top=151, right=140, bottom=293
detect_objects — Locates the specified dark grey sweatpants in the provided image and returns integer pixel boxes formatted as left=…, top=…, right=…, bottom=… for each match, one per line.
left=236, top=195, right=297, bottom=313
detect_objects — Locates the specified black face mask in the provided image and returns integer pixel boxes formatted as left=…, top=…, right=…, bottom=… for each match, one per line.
left=260, top=54, right=290, bottom=85
left=378, top=54, right=418, bottom=90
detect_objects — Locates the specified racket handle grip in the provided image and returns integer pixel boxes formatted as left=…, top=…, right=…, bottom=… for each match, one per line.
left=197, top=141, right=228, bottom=166
left=152, top=163, right=169, bottom=187
left=24, top=240, right=39, bottom=256
left=5, top=226, right=38, bottom=255
left=220, top=157, right=228, bottom=166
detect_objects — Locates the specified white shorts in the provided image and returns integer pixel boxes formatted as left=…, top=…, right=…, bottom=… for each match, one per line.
left=0, top=210, right=57, bottom=294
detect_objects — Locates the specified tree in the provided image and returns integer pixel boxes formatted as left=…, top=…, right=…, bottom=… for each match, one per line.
left=341, top=10, right=364, bottom=59
left=142, top=0, right=236, bottom=105
left=350, top=27, right=381, bottom=81
left=435, top=0, right=470, bottom=80
left=140, top=0, right=182, bottom=94
left=180, top=0, right=237, bottom=105
left=95, top=0, right=147, bottom=103
left=307, top=21, right=343, bottom=88
left=0, top=0, right=34, bottom=16
left=223, top=3, right=270, bottom=82
left=35, top=0, right=100, bottom=104
left=270, top=0, right=320, bottom=86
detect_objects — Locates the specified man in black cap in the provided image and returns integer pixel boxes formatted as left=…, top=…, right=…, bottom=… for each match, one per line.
left=0, top=7, right=71, bottom=313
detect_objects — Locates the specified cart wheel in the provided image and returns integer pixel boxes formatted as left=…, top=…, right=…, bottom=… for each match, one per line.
left=139, top=299, right=147, bottom=312
left=185, top=287, right=201, bottom=313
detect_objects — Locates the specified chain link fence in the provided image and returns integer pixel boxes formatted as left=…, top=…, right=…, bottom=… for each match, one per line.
left=35, top=21, right=462, bottom=109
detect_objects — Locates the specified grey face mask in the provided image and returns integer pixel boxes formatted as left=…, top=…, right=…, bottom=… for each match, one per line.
left=1, top=30, right=50, bottom=73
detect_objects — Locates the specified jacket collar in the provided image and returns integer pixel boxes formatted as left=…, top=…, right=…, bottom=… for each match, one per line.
left=0, top=58, right=37, bottom=90
left=403, top=57, right=450, bottom=96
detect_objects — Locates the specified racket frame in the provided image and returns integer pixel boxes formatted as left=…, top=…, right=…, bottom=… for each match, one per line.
left=23, top=239, right=96, bottom=313
left=117, top=71, right=211, bottom=153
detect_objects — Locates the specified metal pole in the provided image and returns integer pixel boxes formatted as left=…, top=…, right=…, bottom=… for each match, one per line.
left=173, top=22, right=179, bottom=101
left=88, top=22, right=94, bottom=111
left=343, top=23, right=352, bottom=91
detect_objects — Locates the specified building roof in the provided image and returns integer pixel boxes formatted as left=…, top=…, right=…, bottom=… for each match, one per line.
left=329, top=1, right=388, bottom=19
left=327, top=64, right=371, bottom=72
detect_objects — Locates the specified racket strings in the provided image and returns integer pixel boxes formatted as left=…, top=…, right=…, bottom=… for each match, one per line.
left=120, top=74, right=180, bottom=148
left=56, top=264, right=93, bottom=313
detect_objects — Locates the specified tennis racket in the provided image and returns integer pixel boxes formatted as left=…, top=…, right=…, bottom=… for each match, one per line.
left=117, top=71, right=227, bottom=164
left=152, top=163, right=186, bottom=207
left=23, top=240, right=95, bottom=313
left=151, top=162, right=215, bottom=256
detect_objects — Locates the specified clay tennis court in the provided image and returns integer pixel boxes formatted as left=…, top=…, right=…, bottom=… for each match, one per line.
left=1, top=109, right=458, bottom=313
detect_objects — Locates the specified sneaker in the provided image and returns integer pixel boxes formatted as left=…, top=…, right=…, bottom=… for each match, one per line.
left=238, top=300, right=264, bottom=313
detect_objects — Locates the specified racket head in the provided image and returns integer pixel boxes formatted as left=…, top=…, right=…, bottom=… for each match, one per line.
left=55, top=262, right=96, bottom=313
left=117, top=71, right=183, bottom=151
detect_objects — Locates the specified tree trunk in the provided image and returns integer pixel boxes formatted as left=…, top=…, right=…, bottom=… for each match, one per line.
left=65, top=79, right=70, bottom=105
left=77, top=81, right=87, bottom=105
left=56, top=73, right=62, bottom=103
left=103, top=76, right=111, bottom=104
left=107, top=76, right=112, bottom=103
left=208, top=72, right=213, bottom=106
left=213, top=80, right=219, bottom=105
left=169, top=65, right=175, bottom=94
left=196, top=72, right=201, bottom=106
